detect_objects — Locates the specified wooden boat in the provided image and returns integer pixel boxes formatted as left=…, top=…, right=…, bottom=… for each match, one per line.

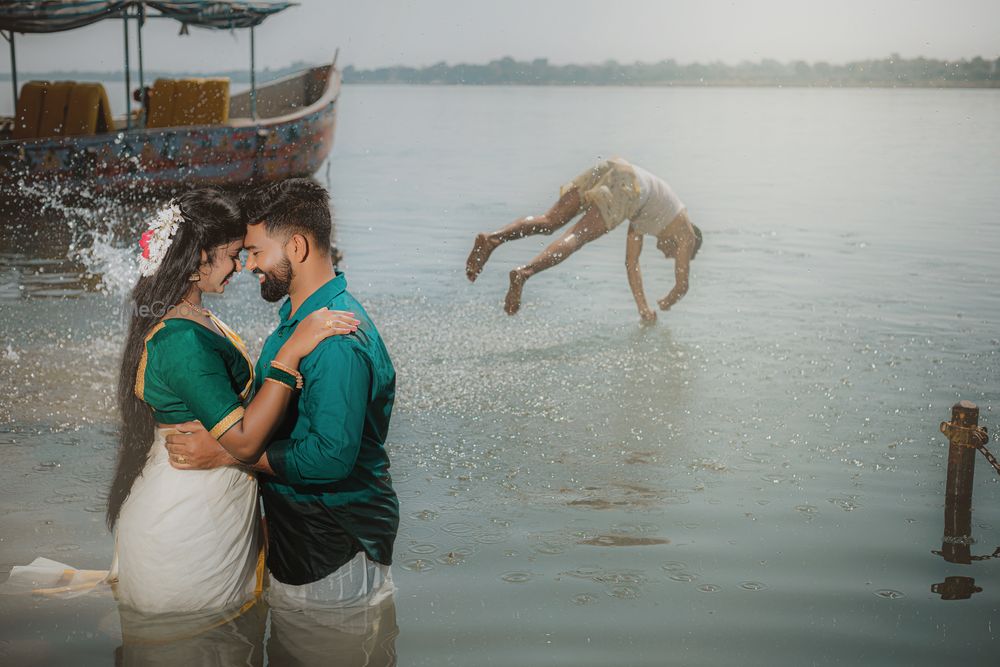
left=0, top=63, right=341, bottom=193
left=0, top=2, right=340, bottom=195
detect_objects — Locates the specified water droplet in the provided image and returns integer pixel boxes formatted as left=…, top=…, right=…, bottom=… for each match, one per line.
left=607, top=585, right=641, bottom=599
left=436, top=550, right=470, bottom=566
left=572, top=593, right=598, bottom=605
left=740, top=581, right=767, bottom=591
left=669, top=572, right=698, bottom=583
left=533, top=542, right=565, bottom=555
left=409, top=543, right=438, bottom=555
left=563, top=567, right=603, bottom=579
left=595, top=572, right=644, bottom=585
left=501, top=571, right=532, bottom=583
left=401, top=559, right=434, bottom=572
left=874, top=589, right=904, bottom=599
left=661, top=561, right=687, bottom=572
left=441, top=521, right=476, bottom=534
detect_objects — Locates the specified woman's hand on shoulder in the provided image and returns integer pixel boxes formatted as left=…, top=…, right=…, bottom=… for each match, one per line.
left=286, top=308, right=359, bottom=359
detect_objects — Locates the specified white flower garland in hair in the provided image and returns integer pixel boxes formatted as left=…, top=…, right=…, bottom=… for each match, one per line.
left=137, top=203, right=183, bottom=277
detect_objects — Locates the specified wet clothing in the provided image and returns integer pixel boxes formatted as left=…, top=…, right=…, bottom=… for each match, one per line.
left=256, top=272, right=399, bottom=586
left=112, top=426, right=264, bottom=613
left=267, top=551, right=394, bottom=610
left=562, top=158, right=686, bottom=234
left=629, top=162, right=686, bottom=236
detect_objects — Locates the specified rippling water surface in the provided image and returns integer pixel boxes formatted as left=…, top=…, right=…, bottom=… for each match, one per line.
left=1, top=85, right=999, bottom=665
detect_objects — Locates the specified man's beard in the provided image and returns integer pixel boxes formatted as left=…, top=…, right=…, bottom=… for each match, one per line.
left=258, top=258, right=293, bottom=302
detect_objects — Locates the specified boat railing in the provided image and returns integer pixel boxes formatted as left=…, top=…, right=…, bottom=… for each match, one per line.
left=229, top=64, right=330, bottom=121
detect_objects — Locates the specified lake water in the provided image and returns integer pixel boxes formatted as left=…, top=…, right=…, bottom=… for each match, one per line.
left=1, top=84, right=999, bottom=665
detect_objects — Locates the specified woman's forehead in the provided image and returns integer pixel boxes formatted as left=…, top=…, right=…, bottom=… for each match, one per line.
left=216, top=239, right=244, bottom=252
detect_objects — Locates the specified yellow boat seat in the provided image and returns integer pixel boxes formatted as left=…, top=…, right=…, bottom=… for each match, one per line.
left=37, top=81, right=75, bottom=137
left=64, top=83, right=114, bottom=136
left=13, top=81, right=49, bottom=140
left=146, top=78, right=176, bottom=129
left=146, top=77, right=230, bottom=128
left=169, top=79, right=202, bottom=126
left=186, top=77, right=230, bottom=126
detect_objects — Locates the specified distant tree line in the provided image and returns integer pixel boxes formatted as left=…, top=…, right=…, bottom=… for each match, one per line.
left=1, top=62, right=314, bottom=84
left=343, top=54, right=1000, bottom=87
left=10, top=55, right=999, bottom=88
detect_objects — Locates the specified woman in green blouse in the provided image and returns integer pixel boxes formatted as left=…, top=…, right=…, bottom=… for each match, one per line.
left=105, top=189, right=357, bottom=614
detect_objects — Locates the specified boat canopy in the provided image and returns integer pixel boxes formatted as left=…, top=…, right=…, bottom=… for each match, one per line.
left=2, top=1, right=298, bottom=123
left=0, top=1, right=296, bottom=34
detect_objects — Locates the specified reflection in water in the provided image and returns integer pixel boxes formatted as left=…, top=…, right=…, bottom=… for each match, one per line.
left=114, top=595, right=397, bottom=667
left=116, top=601, right=266, bottom=666
left=931, top=577, right=983, bottom=601
left=267, top=596, right=398, bottom=667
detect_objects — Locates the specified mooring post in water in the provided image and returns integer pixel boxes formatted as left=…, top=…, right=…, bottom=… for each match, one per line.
left=939, top=401, right=980, bottom=564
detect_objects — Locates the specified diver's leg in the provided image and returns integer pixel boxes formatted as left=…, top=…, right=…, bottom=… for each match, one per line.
left=504, top=206, right=609, bottom=314
left=466, top=188, right=582, bottom=282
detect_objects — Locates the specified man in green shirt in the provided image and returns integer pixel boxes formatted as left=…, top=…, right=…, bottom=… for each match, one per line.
left=165, top=179, right=398, bottom=606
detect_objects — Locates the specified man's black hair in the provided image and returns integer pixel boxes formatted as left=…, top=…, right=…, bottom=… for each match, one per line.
left=691, top=223, right=703, bottom=260
left=241, top=178, right=333, bottom=253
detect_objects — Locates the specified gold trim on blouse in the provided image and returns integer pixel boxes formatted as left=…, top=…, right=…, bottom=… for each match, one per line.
left=134, top=322, right=167, bottom=401
left=209, top=406, right=245, bottom=439
left=208, top=312, right=255, bottom=400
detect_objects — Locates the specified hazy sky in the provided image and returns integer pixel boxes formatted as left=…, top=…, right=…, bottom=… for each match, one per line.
left=2, top=0, right=998, bottom=74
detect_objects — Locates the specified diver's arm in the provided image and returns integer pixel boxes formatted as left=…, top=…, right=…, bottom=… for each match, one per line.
left=625, top=226, right=656, bottom=322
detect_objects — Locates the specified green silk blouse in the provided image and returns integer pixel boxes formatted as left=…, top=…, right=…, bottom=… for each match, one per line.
left=134, top=315, right=255, bottom=439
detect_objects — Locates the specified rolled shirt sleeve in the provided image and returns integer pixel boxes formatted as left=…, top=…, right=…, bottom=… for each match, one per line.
left=266, top=340, right=371, bottom=486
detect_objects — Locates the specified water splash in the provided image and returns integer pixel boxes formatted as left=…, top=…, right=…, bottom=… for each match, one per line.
left=4, top=181, right=166, bottom=299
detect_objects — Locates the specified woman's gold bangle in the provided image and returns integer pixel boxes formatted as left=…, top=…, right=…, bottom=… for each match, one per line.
left=264, top=377, right=296, bottom=391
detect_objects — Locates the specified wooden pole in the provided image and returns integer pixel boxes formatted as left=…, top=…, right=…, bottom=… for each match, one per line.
left=945, top=401, right=978, bottom=499
left=940, top=400, right=978, bottom=564
left=250, top=26, right=257, bottom=120
left=137, top=6, right=145, bottom=126
left=123, top=12, right=132, bottom=130
left=6, top=31, right=16, bottom=112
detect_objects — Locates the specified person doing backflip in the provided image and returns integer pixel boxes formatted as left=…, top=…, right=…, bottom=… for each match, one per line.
left=466, top=157, right=702, bottom=322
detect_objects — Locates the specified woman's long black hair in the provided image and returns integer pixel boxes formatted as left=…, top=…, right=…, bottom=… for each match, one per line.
left=106, top=189, right=244, bottom=530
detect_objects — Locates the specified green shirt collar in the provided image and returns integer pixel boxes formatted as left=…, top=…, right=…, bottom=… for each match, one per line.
left=279, top=271, right=348, bottom=325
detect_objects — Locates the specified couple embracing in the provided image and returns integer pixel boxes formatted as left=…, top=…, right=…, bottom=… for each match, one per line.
left=108, top=179, right=398, bottom=614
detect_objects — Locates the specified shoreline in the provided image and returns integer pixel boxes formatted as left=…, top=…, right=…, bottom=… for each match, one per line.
left=1, top=75, right=998, bottom=90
